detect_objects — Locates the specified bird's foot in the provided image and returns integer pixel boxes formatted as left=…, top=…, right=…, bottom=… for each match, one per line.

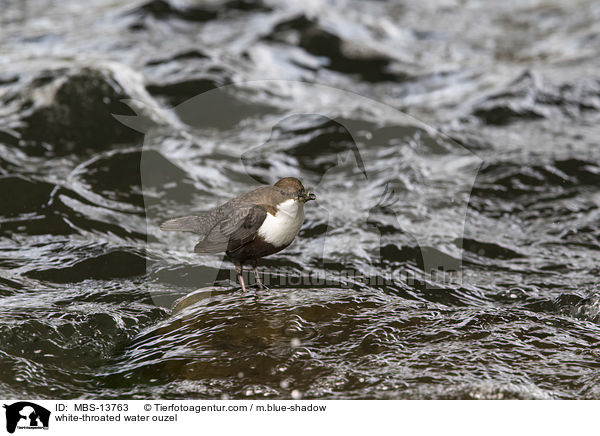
left=252, top=265, right=267, bottom=290
left=235, top=264, right=247, bottom=293
left=255, top=281, right=269, bottom=291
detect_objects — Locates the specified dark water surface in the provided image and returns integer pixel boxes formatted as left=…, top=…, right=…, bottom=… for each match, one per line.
left=1, top=0, right=600, bottom=399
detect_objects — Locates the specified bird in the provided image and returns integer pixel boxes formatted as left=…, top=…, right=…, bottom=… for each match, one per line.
left=160, top=177, right=316, bottom=292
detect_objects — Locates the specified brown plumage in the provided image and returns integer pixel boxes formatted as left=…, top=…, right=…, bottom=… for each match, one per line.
left=160, top=177, right=316, bottom=291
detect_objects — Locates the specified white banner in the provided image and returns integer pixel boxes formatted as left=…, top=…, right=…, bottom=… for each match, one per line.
left=0, top=399, right=596, bottom=435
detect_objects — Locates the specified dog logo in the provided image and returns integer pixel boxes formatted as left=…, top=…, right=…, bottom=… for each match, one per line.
left=3, top=402, right=50, bottom=434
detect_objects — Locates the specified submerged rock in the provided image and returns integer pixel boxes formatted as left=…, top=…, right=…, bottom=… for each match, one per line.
left=264, top=14, right=413, bottom=82
left=146, top=77, right=226, bottom=107
left=132, top=0, right=218, bottom=22
left=472, top=71, right=600, bottom=125
left=471, top=157, right=600, bottom=202
left=72, top=148, right=198, bottom=209
left=26, top=249, right=148, bottom=283
left=19, top=66, right=146, bottom=154
left=241, top=114, right=367, bottom=183
left=128, top=0, right=271, bottom=23
left=145, top=49, right=209, bottom=66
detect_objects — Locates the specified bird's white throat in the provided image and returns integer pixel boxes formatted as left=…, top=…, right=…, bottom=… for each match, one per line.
left=258, top=199, right=305, bottom=247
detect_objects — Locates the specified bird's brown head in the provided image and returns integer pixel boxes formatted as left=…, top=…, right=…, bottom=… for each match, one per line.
left=274, top=177, right=316, bottom=203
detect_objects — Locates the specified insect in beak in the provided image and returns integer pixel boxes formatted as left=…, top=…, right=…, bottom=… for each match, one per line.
left=301, top=191, right=316, bottom=202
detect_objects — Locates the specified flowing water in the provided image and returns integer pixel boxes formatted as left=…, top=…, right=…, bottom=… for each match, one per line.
left=1, top=0, right=600, bottom=399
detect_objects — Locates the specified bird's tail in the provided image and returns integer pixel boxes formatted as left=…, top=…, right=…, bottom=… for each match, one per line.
left=159, top=215, right=210, bottom=234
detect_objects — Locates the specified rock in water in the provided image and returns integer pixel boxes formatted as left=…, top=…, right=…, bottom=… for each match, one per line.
left=20, top=66, right=145, bottom=154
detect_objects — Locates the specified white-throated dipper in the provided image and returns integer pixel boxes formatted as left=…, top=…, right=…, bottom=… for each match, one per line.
left=160, top=177, right=316, bottom=292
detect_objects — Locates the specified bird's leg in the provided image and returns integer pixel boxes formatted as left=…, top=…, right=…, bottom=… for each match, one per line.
left=235, top=262, right=246, bottom=293
left=250, top=259, right=264, bottom=290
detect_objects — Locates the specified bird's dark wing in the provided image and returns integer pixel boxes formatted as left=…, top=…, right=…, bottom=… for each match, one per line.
left=194, top=203, right=267, bottom=254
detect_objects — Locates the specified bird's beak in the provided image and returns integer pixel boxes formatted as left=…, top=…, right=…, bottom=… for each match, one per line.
left=302, top=191, right=316, bottom=202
